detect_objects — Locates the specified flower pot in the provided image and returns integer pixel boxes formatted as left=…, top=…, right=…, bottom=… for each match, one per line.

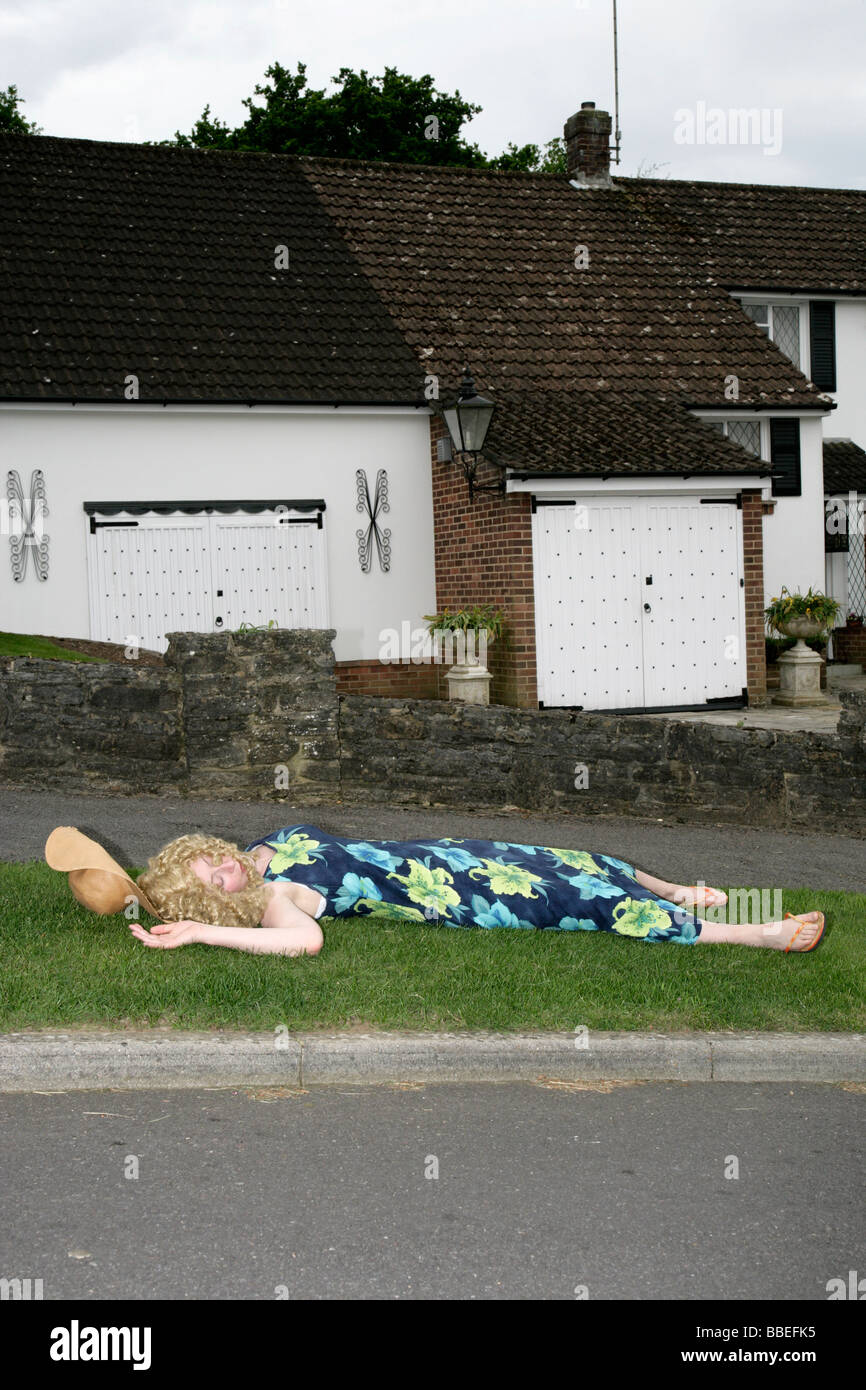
left=776, top=616, right=825, bottom=647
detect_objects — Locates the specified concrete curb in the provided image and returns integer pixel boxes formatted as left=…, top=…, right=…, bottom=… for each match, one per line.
left=0, top=1029, right=864, bottom=1091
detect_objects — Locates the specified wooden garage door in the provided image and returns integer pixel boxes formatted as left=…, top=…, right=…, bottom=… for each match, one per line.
left=532, top=496, right=747, bottom=710
left=87, top=507, right=329, bottom=653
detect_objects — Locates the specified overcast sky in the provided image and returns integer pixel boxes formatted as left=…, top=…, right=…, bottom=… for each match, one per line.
left=2, top=0, right=864, bottom=187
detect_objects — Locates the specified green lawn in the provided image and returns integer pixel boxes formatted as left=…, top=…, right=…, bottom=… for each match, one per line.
left=2, top=862, right=864, bottom=1033
left=0, top=632, right=102, bottom=662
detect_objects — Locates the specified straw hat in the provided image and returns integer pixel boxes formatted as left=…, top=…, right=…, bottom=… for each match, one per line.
left=44, top=826, right=162, bottom=919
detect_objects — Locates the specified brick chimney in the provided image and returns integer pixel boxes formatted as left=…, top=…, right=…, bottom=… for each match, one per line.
left=564, top=101, right=612, bottom=188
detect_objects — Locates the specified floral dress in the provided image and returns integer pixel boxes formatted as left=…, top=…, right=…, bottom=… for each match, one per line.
left=245, top=826, right=701, bottom=944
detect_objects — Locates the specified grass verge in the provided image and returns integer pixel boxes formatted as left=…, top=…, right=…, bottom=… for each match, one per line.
left=1, top=862, right=864, bottom=1033
left=0, top=632, right=102, bottom=662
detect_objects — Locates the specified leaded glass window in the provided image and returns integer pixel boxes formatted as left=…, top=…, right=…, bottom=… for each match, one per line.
left=771, top=305, right=800, bottom=367
left=726, top=420, right=761, bottom=457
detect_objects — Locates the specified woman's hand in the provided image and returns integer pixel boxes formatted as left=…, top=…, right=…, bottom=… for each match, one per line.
left=127, top=919, right=202, bottom=949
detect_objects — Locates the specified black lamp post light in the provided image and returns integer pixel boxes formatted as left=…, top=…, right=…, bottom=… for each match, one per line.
left=440, top=367, right=503, bottom=504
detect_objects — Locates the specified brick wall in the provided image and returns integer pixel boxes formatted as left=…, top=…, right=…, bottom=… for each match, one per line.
left=430, top=414, right=538, bottom=708
left=833, top=626, right=866, bottom=669
left=335, top=658, right=441, bottom=700
left=741, top=490, right=768, bottom=706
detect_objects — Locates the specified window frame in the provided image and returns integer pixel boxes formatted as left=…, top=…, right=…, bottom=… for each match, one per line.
left=708, top=417, right=768, bottom=461
left=735, top=295, right=806, bottom=371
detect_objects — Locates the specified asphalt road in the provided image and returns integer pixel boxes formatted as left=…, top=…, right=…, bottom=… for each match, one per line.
left=3, top=786, right=866, bottom=892
left=0, top=1081, right=862, bottom=1301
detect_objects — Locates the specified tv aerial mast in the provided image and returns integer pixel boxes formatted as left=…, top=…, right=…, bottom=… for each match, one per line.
left=612, top=0, right=622, bottom=165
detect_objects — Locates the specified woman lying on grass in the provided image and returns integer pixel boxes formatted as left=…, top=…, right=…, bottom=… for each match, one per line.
left=129, top=825, right=825, bottom=957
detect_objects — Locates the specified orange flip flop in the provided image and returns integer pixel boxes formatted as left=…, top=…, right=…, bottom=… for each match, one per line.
left=783, top=911, right=826, bottom=953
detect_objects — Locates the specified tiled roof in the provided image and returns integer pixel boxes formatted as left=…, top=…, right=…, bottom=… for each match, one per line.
left=305, top=158, right=827, bottom=410
left=0, top=135, right=840, bottom=476
left=0, top=135, right=422, bottom=403
left=824, top=439, right=866, bottom=495
left=485, top=390, right=767, bottom=476
left=619, top=177, right=866, bottom=294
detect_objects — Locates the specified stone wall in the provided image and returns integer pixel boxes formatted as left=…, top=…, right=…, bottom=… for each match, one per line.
left=338, top=691, right=866, bottom=832
left=0, top=630, right=339, bottom=802
left=0, top=657, right=184, bottom=793
left=1, top=631, right=863, bottom=832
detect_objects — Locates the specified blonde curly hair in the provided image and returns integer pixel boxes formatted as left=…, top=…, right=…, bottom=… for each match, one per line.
left=137, top=834, right=271, bottom=929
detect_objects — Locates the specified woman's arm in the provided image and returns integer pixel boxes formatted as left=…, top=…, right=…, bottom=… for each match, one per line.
left=129, top=885, right=324, bottom=957
left=198, top=917, right=323, bottom=956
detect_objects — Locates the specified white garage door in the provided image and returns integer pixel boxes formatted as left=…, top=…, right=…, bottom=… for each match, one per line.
left=532, top=496, right=747, bottom=710
left=86, top=505, right=329, bottom=653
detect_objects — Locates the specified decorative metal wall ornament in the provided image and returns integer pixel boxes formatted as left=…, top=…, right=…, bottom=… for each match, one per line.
left=7, top=469, right=49, bottom=582
left=355, top=468, right=391, bottom=573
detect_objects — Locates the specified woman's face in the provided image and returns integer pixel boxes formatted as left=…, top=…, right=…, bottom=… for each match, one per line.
left=190, top=854, right=249, bottom=894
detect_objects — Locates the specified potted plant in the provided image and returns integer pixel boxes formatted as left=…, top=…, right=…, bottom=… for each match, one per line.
left=847, top=612, right=864, bottom=629
left=764, top=587, right=841, bottom=706
left=765, top=586, right=841, bottom=643
left=424, top=604, right=505, bottom=704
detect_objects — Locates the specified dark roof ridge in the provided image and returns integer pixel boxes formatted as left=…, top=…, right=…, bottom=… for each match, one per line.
left=617, top=173, right=866, bottom=198
left=0, top=132, right=302, bottom=165
left=297, top=153, right=570, bottom=180
left=3, top=133, right=863, bottom=197
left=0, top=133, right=570, bottom=182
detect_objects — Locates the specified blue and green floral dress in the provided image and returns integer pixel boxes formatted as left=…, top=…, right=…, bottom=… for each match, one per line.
left=245, top=826, right=701, bottom=944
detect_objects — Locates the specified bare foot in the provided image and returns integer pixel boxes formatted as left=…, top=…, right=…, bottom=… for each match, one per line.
left=756, top=912, right=825, bottom=951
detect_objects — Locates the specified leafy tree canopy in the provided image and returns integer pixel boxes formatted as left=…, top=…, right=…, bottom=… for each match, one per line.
left=0, top=84, right=42, bottom=135
left=1, top=64, right=567, bottom=172
left=161, top=61, right=566, bottom=173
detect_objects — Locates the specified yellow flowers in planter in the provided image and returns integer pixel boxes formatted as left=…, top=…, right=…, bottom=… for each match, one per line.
left=764, top=586, right=841, bottom=634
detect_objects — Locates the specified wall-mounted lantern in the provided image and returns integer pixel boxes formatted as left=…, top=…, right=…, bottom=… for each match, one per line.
left=439, top=367, right=502, bottom=504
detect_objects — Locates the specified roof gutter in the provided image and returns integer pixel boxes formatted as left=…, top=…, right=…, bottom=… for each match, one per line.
left=506, top=467, right=770, bottom=480
left=688, top=400, right=834, bottom=412
left=0, top=395, right=432, bottom=409
left=721, top=284, right=866, bottom=299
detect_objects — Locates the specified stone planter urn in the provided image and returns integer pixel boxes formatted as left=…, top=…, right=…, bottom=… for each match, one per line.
left=444, top=628, right=494, bottom=705
left=773, top=617, right=828, bottom=707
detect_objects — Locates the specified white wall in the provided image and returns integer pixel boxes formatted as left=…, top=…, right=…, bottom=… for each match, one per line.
left=824, top=299, right=866, bottom=448
left=761, top=415, right=827, bottom=608
left=0, top=405, right=436, bottom=662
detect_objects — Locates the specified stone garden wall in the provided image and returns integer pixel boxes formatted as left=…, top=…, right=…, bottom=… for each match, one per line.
left=0, top=656, right=185, bottom=793
left=338, top=693, right=866, bottom=831
left=0, top=630, right=340, bottom=802
left=0, top=630, right=863, bottom=832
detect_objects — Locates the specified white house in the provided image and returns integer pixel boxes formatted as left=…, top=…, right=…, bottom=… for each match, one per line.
left=3, top=105, right=862, bottom=711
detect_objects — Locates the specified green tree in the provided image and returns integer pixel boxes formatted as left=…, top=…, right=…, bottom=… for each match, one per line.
left=162, top=61, right=560, bottom=171
left=488, top=137, right=566, bottom=174
left=0, top=84, right=42, bottom=135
